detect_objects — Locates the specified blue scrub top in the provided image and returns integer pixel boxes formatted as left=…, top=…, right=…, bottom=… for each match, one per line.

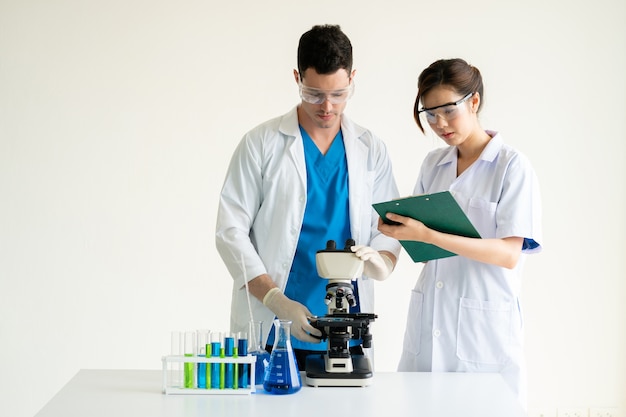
left=268, top=127, right=358, bottom=351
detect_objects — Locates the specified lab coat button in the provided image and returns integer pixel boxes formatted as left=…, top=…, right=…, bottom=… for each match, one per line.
left=436, top=281, right=444, bottom=289
left=433, top=329, right=441, bottom=338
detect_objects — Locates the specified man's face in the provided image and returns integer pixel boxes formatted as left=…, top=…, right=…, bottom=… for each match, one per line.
left=296, top=68, right=354, bottom=131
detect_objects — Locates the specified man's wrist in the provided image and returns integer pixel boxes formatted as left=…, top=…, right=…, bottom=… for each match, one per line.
left=262, top=287, right=281, bottom=306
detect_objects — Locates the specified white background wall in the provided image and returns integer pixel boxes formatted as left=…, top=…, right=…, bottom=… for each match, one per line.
left=1, top=1, right=624, bottom=416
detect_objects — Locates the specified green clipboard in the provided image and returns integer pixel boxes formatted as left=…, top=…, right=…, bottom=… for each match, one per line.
left=373, top=191, right=481, bottom=263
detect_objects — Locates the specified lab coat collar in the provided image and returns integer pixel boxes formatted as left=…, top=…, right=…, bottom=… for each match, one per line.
left=437, top=130, right=503, bottom=166
left=277, top=105, right=367, bottom=142
left=480, top=130, right=502, bottom=162
left=278, top=106, right=301, bottom=138
left=340, top=112, right=367, bottom=141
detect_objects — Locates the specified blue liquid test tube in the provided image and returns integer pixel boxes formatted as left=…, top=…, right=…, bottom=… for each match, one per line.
left=224, top=333, right=235, bottom=388
left=205, top=342, right=211, bottom=387
left=233, top=344, right=239, bottom=390
left=210, top=332, right=221, bottom=389
left=238, top=332, right=249, bottom=389
left=196, top=330, right=209, bottom=389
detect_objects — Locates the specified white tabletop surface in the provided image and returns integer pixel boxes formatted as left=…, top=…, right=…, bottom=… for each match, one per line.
left=35, top=369, right=527, bottom=417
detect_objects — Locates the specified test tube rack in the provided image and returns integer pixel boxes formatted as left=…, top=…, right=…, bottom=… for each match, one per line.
left=162, top=355, right=257, bottom=395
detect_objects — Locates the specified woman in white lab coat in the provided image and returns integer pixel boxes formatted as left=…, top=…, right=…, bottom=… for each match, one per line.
left=377, top=58, right=542, bottom=407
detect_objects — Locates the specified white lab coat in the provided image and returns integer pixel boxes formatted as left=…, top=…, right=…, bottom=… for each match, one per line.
left=216, top=106, right=401, bottom=346
left=397, top=132, right=542, bottom=406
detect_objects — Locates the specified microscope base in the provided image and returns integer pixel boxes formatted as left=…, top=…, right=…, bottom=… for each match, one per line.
left=304, top=354, right=374, bottom=387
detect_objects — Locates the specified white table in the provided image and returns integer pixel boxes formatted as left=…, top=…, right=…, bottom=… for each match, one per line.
left=35, top=369, right=527, bottom=417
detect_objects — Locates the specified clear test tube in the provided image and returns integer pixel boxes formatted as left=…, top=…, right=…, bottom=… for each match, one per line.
left=196, top=329, right=210, bottom=389
left=183, top=331, right=196, bottom=388
left=210, top=332, right=221, bottom=389
left=170, top=331, right=183, bottom=388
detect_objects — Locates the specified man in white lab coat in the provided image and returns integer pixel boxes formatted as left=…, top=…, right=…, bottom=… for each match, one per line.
left=215, top=24, right=401, bottom=369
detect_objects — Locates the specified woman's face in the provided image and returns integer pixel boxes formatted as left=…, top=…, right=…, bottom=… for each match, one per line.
left=420, top=85, right=478, bottom=146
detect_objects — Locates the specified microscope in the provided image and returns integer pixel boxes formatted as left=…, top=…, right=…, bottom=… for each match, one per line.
left=304, top=239, right=378, bottom=387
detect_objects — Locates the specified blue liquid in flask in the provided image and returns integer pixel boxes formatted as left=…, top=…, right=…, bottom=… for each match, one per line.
left=248, top=320, right=270, bottom=388
left=252, top=349, right=270, bottom=386
left=263, top=319, right=301, bottom=395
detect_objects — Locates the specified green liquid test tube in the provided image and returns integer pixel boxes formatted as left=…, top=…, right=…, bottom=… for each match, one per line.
left=183, top=331, right=196, bottom=388
left=184, top=354, right=194, bottom=388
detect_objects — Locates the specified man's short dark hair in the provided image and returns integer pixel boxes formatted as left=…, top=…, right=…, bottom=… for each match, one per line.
left=297, top=24, right=353, bottom=78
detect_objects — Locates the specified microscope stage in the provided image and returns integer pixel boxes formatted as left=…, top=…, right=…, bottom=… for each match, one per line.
left=304, top=354, right=374, bottom=387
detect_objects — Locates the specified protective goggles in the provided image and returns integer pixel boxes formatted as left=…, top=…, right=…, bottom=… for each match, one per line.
left=298, top=81, right=354, bottom=105
left=418, top=92, right=474, bottom=124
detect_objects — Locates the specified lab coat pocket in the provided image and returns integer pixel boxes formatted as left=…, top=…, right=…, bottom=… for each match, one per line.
left=467, top=198, right=497, bottom=238
left=456, top=297, right=512, bottom=365
left=402, top=290, right=423, bottom=356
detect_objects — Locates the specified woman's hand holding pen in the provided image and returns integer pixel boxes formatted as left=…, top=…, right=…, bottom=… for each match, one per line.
left=377, top=213, right=433, bottom=244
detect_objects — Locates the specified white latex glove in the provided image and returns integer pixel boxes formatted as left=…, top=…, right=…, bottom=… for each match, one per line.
left=351, top=245, right=394, bottom=281
left=262, top=288, right=322, bottom=343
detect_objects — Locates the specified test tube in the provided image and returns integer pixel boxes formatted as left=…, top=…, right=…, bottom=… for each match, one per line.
left=210, top=332, right=221, bottom=389
left=237, top=331, right=249, bottom=389
left=170, top=331, right=183, bottom=388
left=196, top=329, right=209, bottom=389
left=224, top=333, right=235, bottom=389
left=204, top=332, right=211, bottom=389
left=184, top=331, right=196, bottom=388
left=233, top=334, right=239, bottom=390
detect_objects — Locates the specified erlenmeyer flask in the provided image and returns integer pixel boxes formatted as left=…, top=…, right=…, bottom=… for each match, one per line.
left=263, top=319, right=301, bottom=394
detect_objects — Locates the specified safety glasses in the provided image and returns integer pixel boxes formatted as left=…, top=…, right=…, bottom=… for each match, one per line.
left=298, top=81, right=354, bottom=105
left=418, top=92, right=474, bottom=124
